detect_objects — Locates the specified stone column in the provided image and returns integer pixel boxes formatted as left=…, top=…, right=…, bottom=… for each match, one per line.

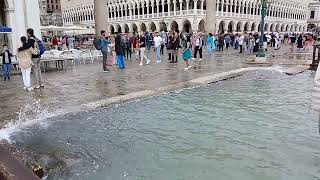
left=137, top=2, right=140, bottom=17
left=168, top=0, right=171, bottom=15
left=162, top=2, right=165, bottom=16
left=94, top=0, right=108, bottom=35
left=120, top=6, right=123, bottom=18
left=147, top=3, right=149, bottom=16
left=156, top=0, right=159, bottom=15
left=151, top=2, right=154, bottom=17
left=201, top=0, right=204, bottom=14
left=186, top=0, right=189, bottom=13
left=226, top=2, right=229, bottom=13
left=173, top=0, right=176, bottom=15
left=179, top=0, right=182, bottom=15
left=142, top=3, right=145, bottom=18
left=206, top=0, right=216, bottom=33
left=23, top=0, right=41, bottom=37
left=193, top=0, right=197, bottom=14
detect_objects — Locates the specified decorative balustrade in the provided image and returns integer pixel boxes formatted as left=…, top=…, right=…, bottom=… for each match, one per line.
left=108, top=9, right=305, bottom=25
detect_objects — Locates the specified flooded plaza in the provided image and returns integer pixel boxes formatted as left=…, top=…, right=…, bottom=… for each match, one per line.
left=0, top=48, right=319, bottom=179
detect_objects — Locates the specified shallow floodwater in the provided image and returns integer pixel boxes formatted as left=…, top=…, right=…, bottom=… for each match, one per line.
left=11, top=70, right=320, bottom=180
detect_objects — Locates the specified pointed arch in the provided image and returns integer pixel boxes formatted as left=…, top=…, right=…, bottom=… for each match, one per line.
left=219, top=20, right=226, bottom=33
left=110, top=25, right=115, bottom=34
left=228, top=21, right=235, bottom=33
left=124, top=24, right=129, bottom=33
left=149, top=22, right=157, bottom=32
left=236, top=21, right=243, bottom=32
left=170, top=20, right=179, bottom=32
left=198, top=19, right=206, bottom=33
left=140, top=22, right=147, bottom=32
left=132, top=23, right=138, bottom=33
left=182, top=19, right=192, bottom=33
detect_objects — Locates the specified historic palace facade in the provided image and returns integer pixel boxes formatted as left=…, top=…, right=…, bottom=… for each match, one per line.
left=62, top=0, right=309, bottom=34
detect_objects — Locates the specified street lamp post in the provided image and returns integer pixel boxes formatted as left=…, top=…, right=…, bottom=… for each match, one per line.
left=256, top=0, right=274, bottom=61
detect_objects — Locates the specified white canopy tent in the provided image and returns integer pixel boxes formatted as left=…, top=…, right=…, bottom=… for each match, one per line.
left=64, top=28, right=95, bottom=35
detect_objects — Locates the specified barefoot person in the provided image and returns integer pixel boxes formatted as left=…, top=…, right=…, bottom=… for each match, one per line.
left=17, top=36, right=38, bottom=91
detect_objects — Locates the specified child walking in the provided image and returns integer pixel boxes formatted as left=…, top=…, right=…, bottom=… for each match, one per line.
left=182, top=41, right=192, bottom=70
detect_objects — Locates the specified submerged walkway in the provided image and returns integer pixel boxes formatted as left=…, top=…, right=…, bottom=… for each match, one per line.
left=0, top=46, right=312, bottom=125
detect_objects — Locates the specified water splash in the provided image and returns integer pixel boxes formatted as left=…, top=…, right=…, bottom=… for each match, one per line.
left=0, top=100, right=55, bottom=142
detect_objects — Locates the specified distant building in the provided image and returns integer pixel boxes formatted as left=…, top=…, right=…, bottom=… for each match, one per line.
left=61, top=0, right=95, bottom=27
left=308, top=0, right=320, bottom=31
left=0, top=0, right=41, bottom=54
left=39, top=0, right=63, bottom=26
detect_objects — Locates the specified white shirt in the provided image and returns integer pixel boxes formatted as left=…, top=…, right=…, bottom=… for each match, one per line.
left=4, top=52, right=9, bottom=64
left=195, top=39, right=200, bottom=46
left=154, top=36, right=162, bottom=48
left=239, top=35, right=244, bottom=45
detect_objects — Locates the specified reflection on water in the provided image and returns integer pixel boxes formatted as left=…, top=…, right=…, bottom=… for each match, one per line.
left=11, top=70, right=320, bottom=180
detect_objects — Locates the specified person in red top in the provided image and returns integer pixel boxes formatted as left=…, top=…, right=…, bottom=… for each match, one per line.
left=52, top=36, right=59, bottom=50
left=133, top=33, right=140, bottom=60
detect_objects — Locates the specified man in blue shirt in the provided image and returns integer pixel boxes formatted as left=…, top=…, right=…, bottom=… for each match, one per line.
left=100, top=30, right=111, bottom=72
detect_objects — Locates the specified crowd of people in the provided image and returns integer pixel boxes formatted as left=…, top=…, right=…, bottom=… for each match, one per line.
left=1, top=28, right=319, bottom=92
left=96, top=30, right=318, bottom=72
left=43, top=35, right=95, bottom=50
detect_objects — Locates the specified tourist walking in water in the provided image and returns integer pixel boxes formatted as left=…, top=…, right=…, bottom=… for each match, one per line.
left=217, top=33, right=224, bottom=51
left=290, top=34, right=296, bottom=52
left=133, top=33, right=140, bottom=60
left=171, top=32, right=180, bottom=63
left=17, top=36, right=38, bottom=91
left=27, top=28, right=44, bottom=89
left=115, top=33, right=126, bottom=69
left=182, top=40, right=192, bottom=70
left=193, top=33, right=203, bottom=61
left=154, top=32, right=163, bottom=63
left=207, top=33, right=215, bottom=55
left=167, top=33, right=174, bottom=61
left=1, top=45, right=13, bottom=81
left=225, top=34, right=231, bottom=50
left=239, top=33, right=244, bottom=53
left=297, top=34, right=304, bottom=50
left=139, top=31, right=151, bottom=66
left=100, top=30, right=111, bottom=72
left=247, top=34, right=253, bottom=55
left=126, top=34, right=133, bottom=60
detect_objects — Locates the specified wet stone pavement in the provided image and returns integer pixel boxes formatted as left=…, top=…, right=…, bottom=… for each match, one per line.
left=0, top=46, right=312, bottom=125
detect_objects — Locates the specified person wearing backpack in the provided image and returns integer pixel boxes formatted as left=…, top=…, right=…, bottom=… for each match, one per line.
left=26, top=28, right=44, bottom=89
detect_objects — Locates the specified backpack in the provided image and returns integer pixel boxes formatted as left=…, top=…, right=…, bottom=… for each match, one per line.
left=93, top=38, right=102, bottom=50
left=37, top=39, right=45, bottom=56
